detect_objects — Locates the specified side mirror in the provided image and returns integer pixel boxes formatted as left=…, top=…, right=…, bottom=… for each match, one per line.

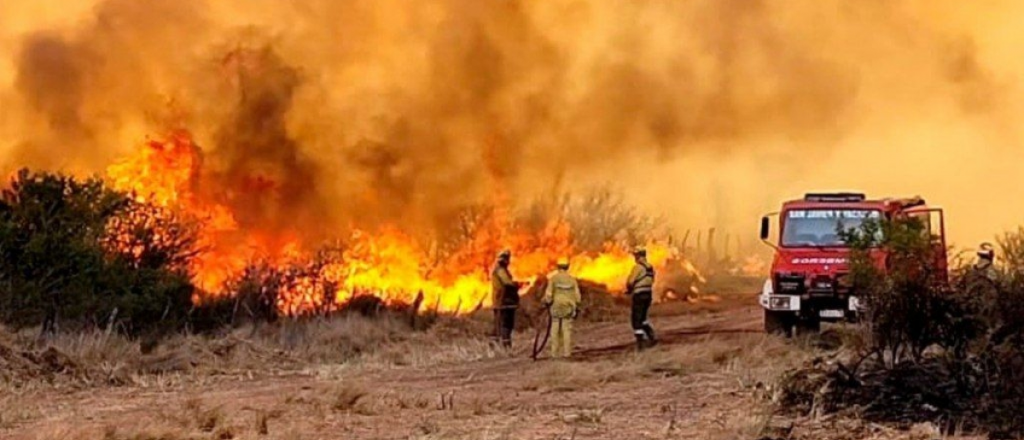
left=760, top=216, right=770, bottom=241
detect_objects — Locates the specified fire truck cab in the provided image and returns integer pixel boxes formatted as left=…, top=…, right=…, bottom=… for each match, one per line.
left=757, top=192, right=947, bottom=336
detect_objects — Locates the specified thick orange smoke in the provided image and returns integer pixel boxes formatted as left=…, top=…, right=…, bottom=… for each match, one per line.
left=4, top=0, right=1024, bottom=269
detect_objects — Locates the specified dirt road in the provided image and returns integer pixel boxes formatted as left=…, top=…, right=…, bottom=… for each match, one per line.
left=5, top=299, right=789, bottom=440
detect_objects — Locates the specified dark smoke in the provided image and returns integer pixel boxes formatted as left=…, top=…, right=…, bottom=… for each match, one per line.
left=207, top=45, right=323, bottom=235
left=12, top=34, right=96, bottom=169
left=4, top=0, right=1022, bottom=245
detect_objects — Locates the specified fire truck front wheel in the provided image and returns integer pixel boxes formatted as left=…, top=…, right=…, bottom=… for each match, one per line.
left=764, top=310, right=794, bottom=336
left=795, top=318, right=821, bottom=335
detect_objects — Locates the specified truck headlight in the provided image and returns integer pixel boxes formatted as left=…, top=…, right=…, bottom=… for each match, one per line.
left=769, top=296, right=791, bottom=309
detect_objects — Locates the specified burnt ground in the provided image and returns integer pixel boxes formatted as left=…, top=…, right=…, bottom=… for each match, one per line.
left=1, top=295, right=975, bottom=440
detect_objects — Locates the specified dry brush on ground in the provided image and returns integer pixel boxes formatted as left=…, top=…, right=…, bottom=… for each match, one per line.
left=770, top=224, right=1024, bottom=440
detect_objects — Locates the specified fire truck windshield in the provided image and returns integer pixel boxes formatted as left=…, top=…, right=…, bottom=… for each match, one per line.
left=782, top=209, right=881, bottom=247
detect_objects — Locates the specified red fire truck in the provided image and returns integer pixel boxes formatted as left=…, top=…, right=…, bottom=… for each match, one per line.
left=758, top=193, right=947, bottom=335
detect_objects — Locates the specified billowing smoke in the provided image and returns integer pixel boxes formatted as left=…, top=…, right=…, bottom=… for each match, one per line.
left=2, top=0, right=1023, bottom=247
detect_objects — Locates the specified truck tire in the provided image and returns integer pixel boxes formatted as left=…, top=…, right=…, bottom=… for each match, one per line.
left=764, top=310, right=793, bottom=337
left=795, top=318, right=821, bottom=336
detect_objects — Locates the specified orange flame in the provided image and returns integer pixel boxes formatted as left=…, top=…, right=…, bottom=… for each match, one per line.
left=105, top=131, right=705, bottom=315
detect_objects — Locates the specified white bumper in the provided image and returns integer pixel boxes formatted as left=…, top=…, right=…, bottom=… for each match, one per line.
left=759, top=279, right=801, bottom=311
left=758, top=279, right=862, bottom=313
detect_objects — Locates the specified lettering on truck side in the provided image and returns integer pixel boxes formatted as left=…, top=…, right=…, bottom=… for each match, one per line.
left=791, top=258, right=849, bottom=264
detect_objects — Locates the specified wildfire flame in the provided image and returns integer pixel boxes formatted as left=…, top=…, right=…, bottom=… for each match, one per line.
left=106, top=131, right=705, bottom=315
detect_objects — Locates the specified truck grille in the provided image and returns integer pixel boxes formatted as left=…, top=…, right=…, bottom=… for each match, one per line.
left=809, top=275, right=834, bottom=293
left=774, top=273, right=805, bottom=294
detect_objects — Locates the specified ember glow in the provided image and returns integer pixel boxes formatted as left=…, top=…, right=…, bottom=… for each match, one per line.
left=105, top=131, right=704, bottom=315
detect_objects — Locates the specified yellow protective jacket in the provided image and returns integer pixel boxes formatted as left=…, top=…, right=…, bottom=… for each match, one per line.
left=543, top=270, right=581, bottom=319
left=492, top=264, right=520, bottom=308
left=625, top=259, right=655, bottom=295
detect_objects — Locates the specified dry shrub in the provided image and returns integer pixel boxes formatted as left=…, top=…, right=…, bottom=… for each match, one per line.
left=361, top=331, right=500, bottom=368
left=526, top=187, right=660, bottom=252
left=577, top=281, right=626, bottom=322
left=0, top=312, right=421, bottom=387
left=275, top=314, right=411, bottom=362
left=0, top=307, right=513, bottom=391
left=0, top=327, right=130, bottom=385
left=425, top=312, right=493, bottom=340
left=331, top=382, right=369, bottom=411
left=778, top=224, right=1024, bottom=437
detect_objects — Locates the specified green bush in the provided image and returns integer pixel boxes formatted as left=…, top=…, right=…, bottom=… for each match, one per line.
left=0, top=169, right=197, bottom=336
left=842, top=216, right=960, bottom=365
left=806, top=218, right=1024, bottom=435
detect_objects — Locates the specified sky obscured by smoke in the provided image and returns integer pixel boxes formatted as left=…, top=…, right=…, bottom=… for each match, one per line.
left=2, top=0, right=1023, bottom=247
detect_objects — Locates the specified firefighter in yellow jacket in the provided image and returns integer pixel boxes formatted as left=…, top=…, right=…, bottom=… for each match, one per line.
left=626, top=246, right=657, bottom=350
left=492, top=249, right=522, bottom=349
left=543, top=257, right=582, bottom=359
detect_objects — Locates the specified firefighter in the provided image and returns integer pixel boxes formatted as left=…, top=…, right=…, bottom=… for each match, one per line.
left=625, top=246, right=657, bottom=350
left=492, top=249, right=521, bottom=350
left=543, top=257, right=582, bottom=359
left=974, top=242, right=998, bottom=281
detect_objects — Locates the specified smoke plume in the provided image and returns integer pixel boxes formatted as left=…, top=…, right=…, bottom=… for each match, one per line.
left=2, top=0, right=1023, bottom=247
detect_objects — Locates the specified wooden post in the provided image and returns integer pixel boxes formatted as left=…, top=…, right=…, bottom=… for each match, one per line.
left=707, top=228, right=717, bottom=267
left=410, top=290, right=425, bottom=329
left=724, top=233, right=732, bottom=261
left=696, top=230, right=703, bottom=261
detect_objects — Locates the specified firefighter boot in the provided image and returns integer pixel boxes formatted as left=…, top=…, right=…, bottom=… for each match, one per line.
left=643, top=324, right=657, bottom=348
left=635, top=333, right=647, bottom=351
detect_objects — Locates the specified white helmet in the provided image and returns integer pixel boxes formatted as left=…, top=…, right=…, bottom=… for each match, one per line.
left=978, top=242, right=995, bottom=259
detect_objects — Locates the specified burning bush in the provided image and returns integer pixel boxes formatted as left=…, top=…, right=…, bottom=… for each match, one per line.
left=1, top=158, right=705, bottom=347
left=522, top=187, right=662, bottom=252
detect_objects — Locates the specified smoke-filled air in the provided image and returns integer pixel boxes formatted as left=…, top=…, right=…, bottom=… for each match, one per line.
left=2, top=0, right=1023, bottom=312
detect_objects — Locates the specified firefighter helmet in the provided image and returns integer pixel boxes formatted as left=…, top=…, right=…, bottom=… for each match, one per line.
left=632, top=246, right=647, bottom=257
left=497, top=249, right=512, bottom=260
left=978, top=242, right=995, bottom=259
left=556, top=257, right=570, bottom=269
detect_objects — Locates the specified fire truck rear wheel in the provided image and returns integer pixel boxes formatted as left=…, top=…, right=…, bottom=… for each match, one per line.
left=764, top=310, right=794, bottom=337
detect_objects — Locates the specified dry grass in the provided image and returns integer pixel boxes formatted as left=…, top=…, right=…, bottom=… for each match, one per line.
left=331, top=381, right=369, bottom=412
left=2, top=299, right=827, bottom=440
left=0, top=314, right=437, bottom=388
left=525, top=333, right=810, bottom=394
left=524, top=359, right=633, bottom=392
left=0, top=393, right=41, bottom=430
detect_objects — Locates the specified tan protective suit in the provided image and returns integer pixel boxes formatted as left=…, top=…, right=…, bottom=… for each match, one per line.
left=543, top=269, right=582, bottom=359
left=973, top=258, right=998, bottom=282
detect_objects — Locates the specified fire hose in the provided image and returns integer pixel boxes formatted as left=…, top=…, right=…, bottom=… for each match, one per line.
left=530, top=304, right=552, bottom=361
